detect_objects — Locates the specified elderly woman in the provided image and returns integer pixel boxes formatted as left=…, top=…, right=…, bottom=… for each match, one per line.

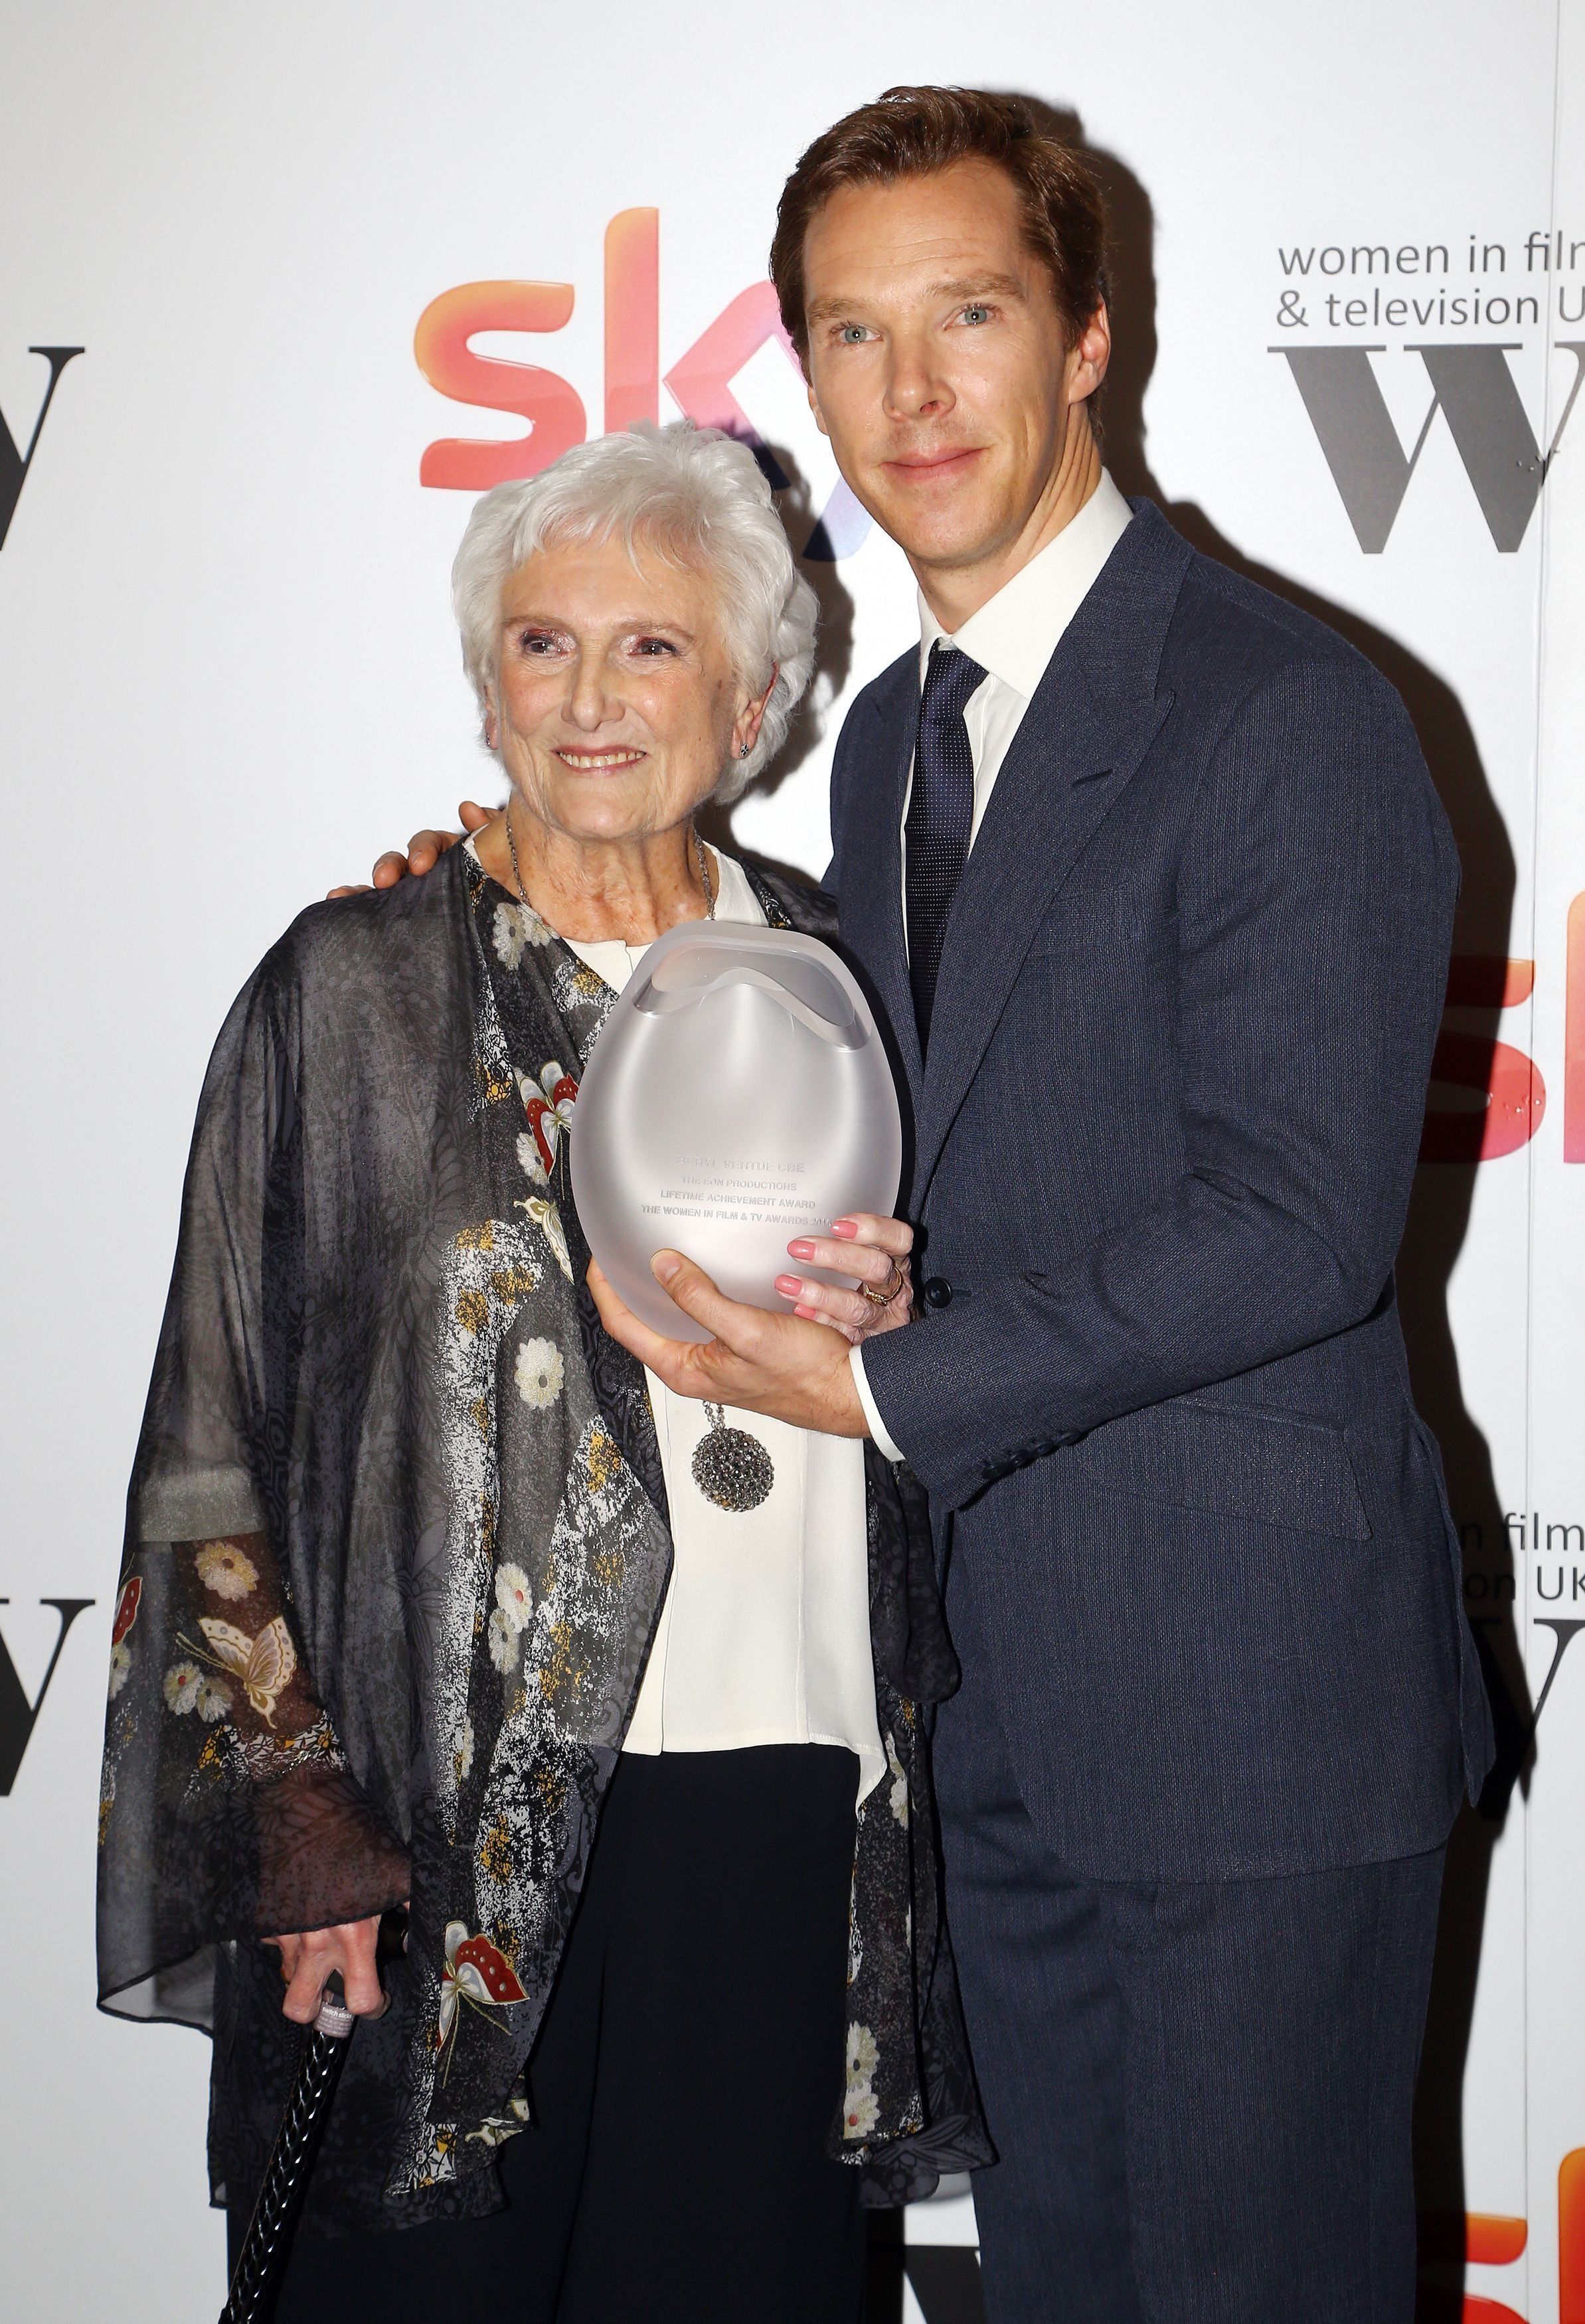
left=97, top=422, right=987, bottom=2323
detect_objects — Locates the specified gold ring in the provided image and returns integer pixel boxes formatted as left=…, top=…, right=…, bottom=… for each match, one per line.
left=861, top=1264, right=905, bottom=1307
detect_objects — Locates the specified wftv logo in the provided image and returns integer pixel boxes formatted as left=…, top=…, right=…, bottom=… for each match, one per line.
left=1272, top=341, right=1585, bottom=552
left=0, top=345, right=82, bottom=551
left=0, top=1597, right=93, bottom=1795
left=414, top=209, right=867, bottom=559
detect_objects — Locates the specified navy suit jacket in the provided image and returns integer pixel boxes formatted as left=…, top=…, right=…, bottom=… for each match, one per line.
left=835, top=500, right=1493, bottom=1882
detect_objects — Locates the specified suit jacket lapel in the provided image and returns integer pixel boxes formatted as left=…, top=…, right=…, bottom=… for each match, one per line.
left=912, top=503, right=1193, bottom=1198
left=837, top=655, right=925, bottom=1125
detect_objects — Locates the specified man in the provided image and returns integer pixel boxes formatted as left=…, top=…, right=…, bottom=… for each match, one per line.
left=370, top=88, right=1491, bottom=2321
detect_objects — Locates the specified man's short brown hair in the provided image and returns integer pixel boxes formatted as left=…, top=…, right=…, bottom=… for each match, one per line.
left=770, top=86, right=1111, bottom=364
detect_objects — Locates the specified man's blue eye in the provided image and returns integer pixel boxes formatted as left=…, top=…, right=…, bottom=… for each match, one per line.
left=962, top=306, right=990, bottom=325
left=841, top=325, right=867, bottom=344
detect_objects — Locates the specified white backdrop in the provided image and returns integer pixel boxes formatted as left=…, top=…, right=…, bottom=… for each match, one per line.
left=3, top=5, right=1582, bottom=2317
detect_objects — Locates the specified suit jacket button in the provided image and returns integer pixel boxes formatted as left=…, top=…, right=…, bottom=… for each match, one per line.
left=922, top=1277, right=953, bottom=1309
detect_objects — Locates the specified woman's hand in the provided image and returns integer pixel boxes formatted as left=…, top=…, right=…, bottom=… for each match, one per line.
left=774, top=1213, right=914, bottom=1346
left=264, top=1914, right=390, bottom=2024
left=325, top=799, right=499, bottom=900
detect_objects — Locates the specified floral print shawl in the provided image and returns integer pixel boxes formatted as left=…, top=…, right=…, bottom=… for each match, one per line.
left=96, top=841, right=989, bottom=2234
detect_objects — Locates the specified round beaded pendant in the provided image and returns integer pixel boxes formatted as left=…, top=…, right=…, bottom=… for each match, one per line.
left=691, top=1404, right=776, bottom=1513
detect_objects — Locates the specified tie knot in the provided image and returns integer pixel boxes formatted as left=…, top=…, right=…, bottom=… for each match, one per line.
left=922, top=641, right=987, bottom=723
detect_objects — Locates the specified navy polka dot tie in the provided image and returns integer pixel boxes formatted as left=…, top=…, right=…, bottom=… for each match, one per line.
left=906, top=641, right=988, bottom=1050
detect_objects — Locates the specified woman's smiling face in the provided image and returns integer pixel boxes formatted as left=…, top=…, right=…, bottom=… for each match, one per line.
left=486, top=533, right=766, bottom=845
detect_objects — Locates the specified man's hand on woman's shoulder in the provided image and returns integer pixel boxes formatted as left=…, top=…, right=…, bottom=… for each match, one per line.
left=325, top=798, right=501, bottom=899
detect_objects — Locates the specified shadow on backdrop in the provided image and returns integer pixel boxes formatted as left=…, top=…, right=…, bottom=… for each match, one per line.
left=698, top=440, right=857, bottom=878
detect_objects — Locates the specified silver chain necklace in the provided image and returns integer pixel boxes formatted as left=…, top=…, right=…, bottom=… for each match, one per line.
left=692, top=1402, right=776, bottom=1513
left=692, top=822, right=715, bottom=921
left=684, top=827, right=776, bottom=1511
left=504, top=803, right=533, bottom=924
left=505, top=805, right=773, bottom=1517
left=503, top=805, right=715, bottom=926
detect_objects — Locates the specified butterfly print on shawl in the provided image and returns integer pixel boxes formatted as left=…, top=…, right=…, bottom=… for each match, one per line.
left=516, top=1062, right=578, bottom=1183
left=181, top=1614, right=298, bottom=1724
left=112, top=1576, right=142, bottom=1646
left=437, top=1922, right=526, bottom=2082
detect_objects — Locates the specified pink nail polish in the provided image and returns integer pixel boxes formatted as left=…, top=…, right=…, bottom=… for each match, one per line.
left=831, top=1218, right=859, bottom=1239
left=774, top=1275, right=805, bottom=1296
left=786, top=1240, right=817, bottom=1260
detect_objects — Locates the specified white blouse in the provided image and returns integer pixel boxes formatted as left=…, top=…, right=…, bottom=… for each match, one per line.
left=564, top=850, right=884, bottom=1806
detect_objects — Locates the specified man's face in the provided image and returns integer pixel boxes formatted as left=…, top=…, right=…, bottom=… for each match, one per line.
left=801, top=159, right=1109, bottom=583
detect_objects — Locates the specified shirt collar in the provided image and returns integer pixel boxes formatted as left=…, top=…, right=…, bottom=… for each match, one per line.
left=917, top=468, right=1133, bottom=699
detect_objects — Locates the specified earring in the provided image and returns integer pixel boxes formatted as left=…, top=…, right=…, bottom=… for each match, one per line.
left=739, top=742, right=751, bottom=759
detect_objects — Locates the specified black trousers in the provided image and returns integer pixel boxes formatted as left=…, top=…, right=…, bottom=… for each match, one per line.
left=934, top=1684, right=1447, bottom=2323
left=240, top=1746, right=867, bottom=2323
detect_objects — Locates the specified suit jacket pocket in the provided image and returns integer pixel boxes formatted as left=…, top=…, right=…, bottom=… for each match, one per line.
left=1064, top=1396, right=1373, bottom=1540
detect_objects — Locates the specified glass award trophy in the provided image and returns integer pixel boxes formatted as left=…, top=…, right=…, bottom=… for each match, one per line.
left=571, top=922, right=903, bottom=1345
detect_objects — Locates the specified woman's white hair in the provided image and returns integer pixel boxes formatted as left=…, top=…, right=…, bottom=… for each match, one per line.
left=451, top=422, right=819, bottom=803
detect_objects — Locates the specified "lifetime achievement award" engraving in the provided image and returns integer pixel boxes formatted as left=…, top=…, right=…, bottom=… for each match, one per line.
left=571, top=923, right=903, bottom=1345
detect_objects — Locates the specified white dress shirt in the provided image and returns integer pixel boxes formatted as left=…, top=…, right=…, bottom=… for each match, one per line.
left=849, top=471, right=1135, bottom=1462
left=566, top=850, right=884, bottom=1807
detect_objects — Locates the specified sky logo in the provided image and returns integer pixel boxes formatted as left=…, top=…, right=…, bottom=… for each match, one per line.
left=413, top=210, right=869, bottom=561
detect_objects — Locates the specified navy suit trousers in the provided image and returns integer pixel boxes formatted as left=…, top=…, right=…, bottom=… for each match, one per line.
left=934, top=1665, right=1445, bottom=2323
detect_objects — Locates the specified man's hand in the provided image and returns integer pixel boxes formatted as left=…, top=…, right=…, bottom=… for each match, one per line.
left=325, top=799, right=500, bottom=900
left=265, top=1915, right=389, bottom=2023
left=588, top=1254, right=870, bottom=1437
